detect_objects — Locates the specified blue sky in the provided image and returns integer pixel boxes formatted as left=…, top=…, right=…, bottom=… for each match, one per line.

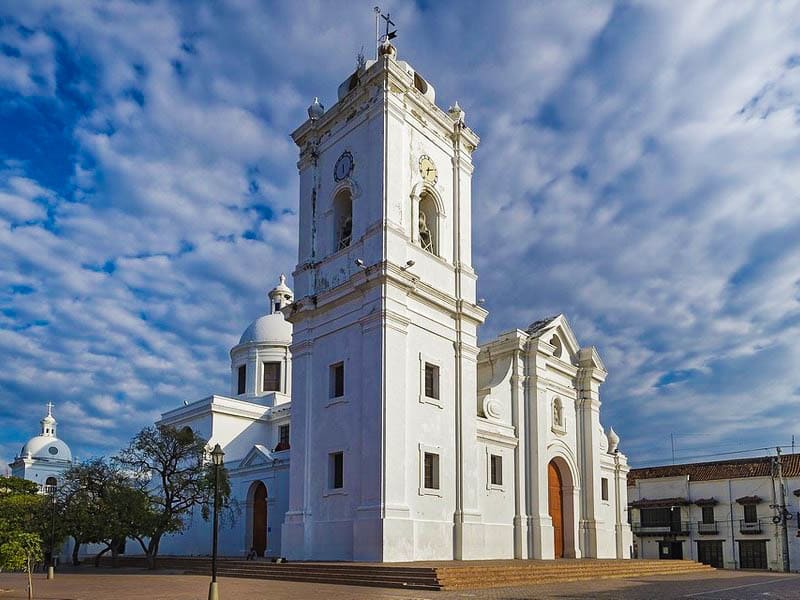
left=1, top=1, right=799, bottom=469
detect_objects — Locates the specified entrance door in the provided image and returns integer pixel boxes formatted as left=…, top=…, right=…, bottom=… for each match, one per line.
left=738, top=540, right=767, bottom=570
left=548, top=461, right=564, bottom=558
left=696, top=541, right=723, bottom=568
left=252, top=482, right=267, bottom=557
left=658, top=540, right=683, bottom=559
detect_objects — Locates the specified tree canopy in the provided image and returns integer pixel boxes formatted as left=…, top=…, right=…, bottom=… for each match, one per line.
left=115, top=425, right=232, bottom=568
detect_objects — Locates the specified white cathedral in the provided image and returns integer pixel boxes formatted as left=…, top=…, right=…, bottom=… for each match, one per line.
left=156, top=42, right=633, bottom=562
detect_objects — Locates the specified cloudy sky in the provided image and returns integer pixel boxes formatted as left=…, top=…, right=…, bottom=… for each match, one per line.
left=1, top=0, right=798, bottom=470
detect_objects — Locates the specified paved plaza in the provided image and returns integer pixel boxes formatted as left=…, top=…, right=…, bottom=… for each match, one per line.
left=0, top=569, right=799, bottom=600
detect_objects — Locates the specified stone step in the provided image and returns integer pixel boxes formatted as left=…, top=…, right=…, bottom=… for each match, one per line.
left=98, top=556, right=715, bottom=591
left=183, top=569, right=440, bottom=590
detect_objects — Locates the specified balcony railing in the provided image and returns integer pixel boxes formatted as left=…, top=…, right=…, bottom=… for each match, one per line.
left=740, top=519, right=763, bottom=534
left=631, top=521, right=691, bottom=536
left=697, top=521, right=719, bottom=534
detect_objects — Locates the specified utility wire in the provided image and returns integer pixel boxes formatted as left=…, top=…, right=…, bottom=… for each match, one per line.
left=642, top=443, right=797, bottom=466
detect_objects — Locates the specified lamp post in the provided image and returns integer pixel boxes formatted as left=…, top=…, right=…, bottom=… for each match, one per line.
left=47, top=482, right=57, bottom=580
left=208, top=443, right=224, bottom=600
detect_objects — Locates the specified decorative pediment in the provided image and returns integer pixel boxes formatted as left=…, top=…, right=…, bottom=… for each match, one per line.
left=736, top=495, right=763, bottom=505
left=693, top=498, right=719, bottom=506
left=526, top=314, right=583, bottom=364
left=239, top=444, right=273, bottom=469
left=629, top=497, right=690, bottom=508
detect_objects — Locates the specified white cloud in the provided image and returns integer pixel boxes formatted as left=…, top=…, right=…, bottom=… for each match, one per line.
left=0, top=0, right=798, bottom=467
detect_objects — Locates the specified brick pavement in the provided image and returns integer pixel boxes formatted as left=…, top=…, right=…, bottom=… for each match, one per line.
left=0, top=568, right=799, bottom=600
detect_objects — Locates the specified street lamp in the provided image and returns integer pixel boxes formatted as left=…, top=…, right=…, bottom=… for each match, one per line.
left=208, top=444, right=224, bottom=600
left=47, top=482, right=57, bottom=580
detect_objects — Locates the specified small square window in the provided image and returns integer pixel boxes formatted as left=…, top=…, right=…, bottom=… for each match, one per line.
left=490, top=454, right=503, bottom=486
left=329, top=362, right=345, bottom=398
left=423, top=452, right=440, bottom=490
left=263, top=362, right=281, bottom=392
left=424, top=363, right=439, bottom=400
left=275, top=424, right=290, bottom=452
left=601, top=477, right=609, bottom=501
left=237, top=364, right=247, bottom=395
left=329, top=451, right=343, bottom=489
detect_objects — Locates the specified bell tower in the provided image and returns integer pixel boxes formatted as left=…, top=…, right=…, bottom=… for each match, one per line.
left=282, top=40, right=487, bottom=561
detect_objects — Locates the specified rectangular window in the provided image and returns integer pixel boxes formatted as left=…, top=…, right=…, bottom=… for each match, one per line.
left=329, top=452, right=343, bottom=489
left=329, top=362, right=344, bottom=398
left=424, top=363, right=439, bottom=400
left=601, top=477, right=609, bottom=501
left=640, top=507, right=671, bottom=527
left=279, top=424, right=290, bottom=447
left=263, top=362, right=281, bottom=392
left=743, top=504, right=757, bottom=523
left=423, top=452, right=440, bottom=490
left=701, top=506, right=714, bottom=524
left=490, top=454, right=503, bottom=486
left=237, top=364, right=247, bottom=395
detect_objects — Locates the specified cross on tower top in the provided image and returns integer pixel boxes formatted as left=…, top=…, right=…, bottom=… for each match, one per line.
left=46, top=402, right=54, bottom=417
left=381, top=12, right=395, bottom=40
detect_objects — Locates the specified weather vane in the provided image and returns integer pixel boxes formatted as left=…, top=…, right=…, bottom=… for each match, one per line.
left=374, top=7, right=397, bottom=57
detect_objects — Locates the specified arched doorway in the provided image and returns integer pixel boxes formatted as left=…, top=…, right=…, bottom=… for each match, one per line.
left=548, top=460, right=565, bottom=558
left=251, top=482, right=267, bottom=557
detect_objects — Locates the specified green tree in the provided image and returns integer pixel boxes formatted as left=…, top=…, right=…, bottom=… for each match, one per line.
left=59, top=459, right=158, bottom=567
left=0, top=477, right=58, bottom=555
left=115, top=425, right=232, bottom=569
left=0, top=532, right=43, bottom=600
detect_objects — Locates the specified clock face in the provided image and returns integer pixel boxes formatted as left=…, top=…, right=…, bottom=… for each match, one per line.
left=419, top=155, right=437, bottom=184
left=334, top=151, right=354, bottom=181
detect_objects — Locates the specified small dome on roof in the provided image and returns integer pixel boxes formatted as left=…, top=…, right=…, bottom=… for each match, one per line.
left=238, top=313, right=292, bottom=345
left=20, top=436, right=72, bottom=463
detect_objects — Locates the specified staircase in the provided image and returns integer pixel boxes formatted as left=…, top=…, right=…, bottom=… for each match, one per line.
left=433, top=559, right=715, bottom=590
left=99, top=556, right=715, bottom=590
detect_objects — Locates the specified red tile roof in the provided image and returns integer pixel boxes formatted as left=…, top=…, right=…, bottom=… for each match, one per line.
left=628, top=453, right=800, bottom=485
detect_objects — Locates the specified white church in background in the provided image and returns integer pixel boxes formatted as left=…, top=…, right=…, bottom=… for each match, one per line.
left=157, top=41, right=633, bottom=562
left=10, top=404, right=73, bottom=491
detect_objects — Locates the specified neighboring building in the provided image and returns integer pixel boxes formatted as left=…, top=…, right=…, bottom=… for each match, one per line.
left=628, top=454, right=800, bottom=571
left=149, top=40, right=633, bottom=562
left=10, top=403, right=73, bottom=492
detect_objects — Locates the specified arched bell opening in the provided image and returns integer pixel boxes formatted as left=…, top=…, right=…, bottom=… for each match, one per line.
left=418, top=192, right=439, bottom=256
left=333, top=189, right=352, bottom=252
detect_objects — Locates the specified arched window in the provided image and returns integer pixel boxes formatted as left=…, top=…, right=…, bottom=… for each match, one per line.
left=550, top=334, right=563, bottom=358
left=45, top=476, right=57, bottom=487
left=552, top=398, right=564, bottom=431
left=418, top=192, right=438, bottom=255
left=333, top=189, right=352, bottom=252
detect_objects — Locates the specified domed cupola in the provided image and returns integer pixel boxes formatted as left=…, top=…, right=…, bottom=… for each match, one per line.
left=12, top=403, right=73, bottom=486
left=230, top=275, right=294, bottom=404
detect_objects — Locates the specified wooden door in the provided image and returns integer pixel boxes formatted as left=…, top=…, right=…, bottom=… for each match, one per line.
left=697, top=541, right=723, bottom=568
left=548, top=461, right=564, bottom=558
left=252, top=482, right=267, bottom=557
left=738, top=540, right=767, bottom=569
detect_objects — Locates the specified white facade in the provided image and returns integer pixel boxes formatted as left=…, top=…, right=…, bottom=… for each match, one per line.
left=149, top=43, right=632, bottom=562
left=628, top=455, right=800, bottom=571
left=10, top=404, right=73, bottom=491
left=280, top=42, right=632, bottom=562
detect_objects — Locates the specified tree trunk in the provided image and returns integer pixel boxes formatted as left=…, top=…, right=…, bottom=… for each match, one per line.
left=110, top=543, right=119, bottom=568
left=26, top=559, right=33, bottom=600
left=72, top=539, right=81, bottom=566
left=93, top=545, right=112, bottom=568
left=145, top=536, right=161, bottom=570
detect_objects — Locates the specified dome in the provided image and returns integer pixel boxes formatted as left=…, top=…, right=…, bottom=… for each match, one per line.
left=20, top=435, right=72, bottom=463
left=238, top=312, right=292, bottom=345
